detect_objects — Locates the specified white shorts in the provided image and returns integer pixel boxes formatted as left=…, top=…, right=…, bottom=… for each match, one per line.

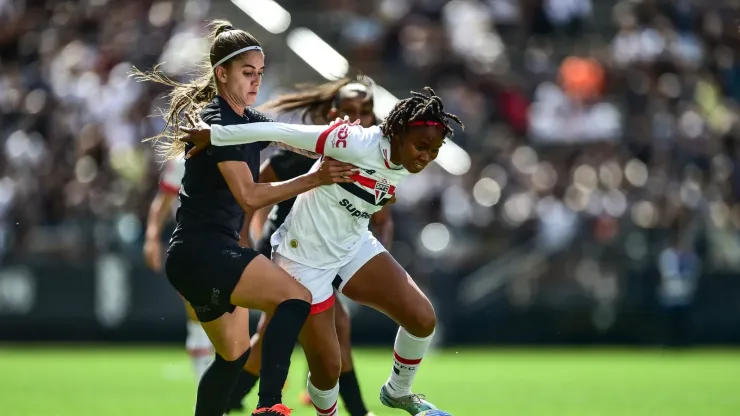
left=272, top=235, right=386, bottom=314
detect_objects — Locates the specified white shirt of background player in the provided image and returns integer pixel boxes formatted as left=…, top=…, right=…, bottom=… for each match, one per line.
left=159, top=156, right=186, bottom=213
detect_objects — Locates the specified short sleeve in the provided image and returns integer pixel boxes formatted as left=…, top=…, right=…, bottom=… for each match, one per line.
left=160, top=157, right=185, bottom=195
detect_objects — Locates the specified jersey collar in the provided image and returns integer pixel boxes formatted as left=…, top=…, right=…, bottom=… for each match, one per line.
left=379, top=136, right=404, bottom=170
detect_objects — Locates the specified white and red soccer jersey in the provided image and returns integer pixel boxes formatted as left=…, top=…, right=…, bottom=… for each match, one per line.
left=211, top=121, right=410, bottom=268
left=159, top=156, right=185, bottom=196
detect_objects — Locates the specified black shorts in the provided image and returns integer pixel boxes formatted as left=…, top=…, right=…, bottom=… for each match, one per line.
left=165, top=232, right=260, bottom=322
left=255, top=233, right=272, bottom=259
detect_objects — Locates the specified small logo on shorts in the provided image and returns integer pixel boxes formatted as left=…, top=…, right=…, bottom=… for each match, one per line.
left=211, top=288, right=220, bottom=306
left=289, top=239, right=298, bottom=249
left=194, top=305, right=210, bottom=313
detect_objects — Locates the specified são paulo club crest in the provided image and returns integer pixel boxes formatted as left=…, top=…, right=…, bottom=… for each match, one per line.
left=374, top=179, right=391, bottom=204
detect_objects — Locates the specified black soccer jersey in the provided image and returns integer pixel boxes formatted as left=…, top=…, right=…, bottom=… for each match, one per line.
left=171, top=96, right=271, bottom=241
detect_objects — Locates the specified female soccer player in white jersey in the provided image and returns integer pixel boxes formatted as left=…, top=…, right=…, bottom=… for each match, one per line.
left=143, top=156, right=214, bottom=382
left=182, top=87, right=463, bottom=415
left=227, top=76, right=387, bottom=416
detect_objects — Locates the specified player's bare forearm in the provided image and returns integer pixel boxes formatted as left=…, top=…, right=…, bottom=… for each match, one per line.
left=145, top=192, right=175, bottom=241
left=250, top=205, right=272, bottom=242
left=375, top=219, right=394, bottom=249
left=242, top=173, right=322, bottom=213
left=370, top=206, right=394, bottom=248
left=239, top=212, right=254, bottom=248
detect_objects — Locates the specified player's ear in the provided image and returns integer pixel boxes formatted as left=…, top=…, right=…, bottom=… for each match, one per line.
left=215, top=66, right=227, bottom=84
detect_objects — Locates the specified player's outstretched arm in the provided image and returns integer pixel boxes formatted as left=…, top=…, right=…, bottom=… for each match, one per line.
left=182, top=118, right=365, bottom=163
left=218, top=157, right=356, bottom=216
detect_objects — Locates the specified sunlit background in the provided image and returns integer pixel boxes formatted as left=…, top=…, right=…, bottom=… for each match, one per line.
left=2, top=0, right=740, bottom=415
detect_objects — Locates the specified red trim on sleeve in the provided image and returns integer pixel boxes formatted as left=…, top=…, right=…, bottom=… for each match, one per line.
left=316, top=122, right=345, bottom=155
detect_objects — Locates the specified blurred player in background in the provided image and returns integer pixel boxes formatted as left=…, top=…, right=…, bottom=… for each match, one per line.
left=182, top=87, right=463, bottom=415
left=226, top=76, right=390, bottom=416
left=143, top=155, right=214, bottom=381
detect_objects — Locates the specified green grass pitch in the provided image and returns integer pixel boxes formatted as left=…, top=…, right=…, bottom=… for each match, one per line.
left=1, top=346, right=739, bottom=415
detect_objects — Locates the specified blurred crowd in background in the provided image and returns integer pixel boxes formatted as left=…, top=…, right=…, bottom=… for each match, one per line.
left=2, top=0, right=740, bottom=341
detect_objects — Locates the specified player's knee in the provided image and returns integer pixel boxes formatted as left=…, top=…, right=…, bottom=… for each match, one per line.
left=278, top=282, right=313, bottom=304
left=406, top=301, right=436, bottom=338
left=309, top=354, right=342, bottom=390
left=220, top=343, right=250, bottom=363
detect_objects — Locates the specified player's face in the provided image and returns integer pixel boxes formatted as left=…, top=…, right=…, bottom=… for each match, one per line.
left=398, top=126, right=444, bottom=173
left=223, top=51, right=264, bottom=107
left=331, top=97, right=375, bottom=128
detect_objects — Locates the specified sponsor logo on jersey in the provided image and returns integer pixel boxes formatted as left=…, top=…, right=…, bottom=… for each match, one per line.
left=339, top=198, right=371, bottom=219
left=374, top=179, right=391, bottom=204
left=332, top=124, right=350, bottom=148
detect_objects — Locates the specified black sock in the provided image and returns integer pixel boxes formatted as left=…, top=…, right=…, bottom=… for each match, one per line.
left=227, top=370, right=260, bottom=410
left=339, top=370, right=368, bottom=416
left=194, top=350, right=250, bottom=416
left=257, top=299, right=310, bottom=408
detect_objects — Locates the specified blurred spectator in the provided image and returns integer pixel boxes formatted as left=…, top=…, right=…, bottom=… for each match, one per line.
left=658, top=230, right=701, bottom=347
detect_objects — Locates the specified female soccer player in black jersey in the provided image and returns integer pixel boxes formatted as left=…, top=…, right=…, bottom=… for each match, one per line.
left=132, top=20, right=356, bottom=416
left=226, top=77, right=391, bottom=416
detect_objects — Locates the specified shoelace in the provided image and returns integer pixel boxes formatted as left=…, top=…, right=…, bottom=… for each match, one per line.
left=400, top=393, right=427, bottom=404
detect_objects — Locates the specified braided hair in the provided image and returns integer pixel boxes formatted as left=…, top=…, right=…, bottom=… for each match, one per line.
left=380, top=87, right=464, bottom=140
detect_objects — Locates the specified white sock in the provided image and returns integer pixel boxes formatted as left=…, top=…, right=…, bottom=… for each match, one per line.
left=186, top=320, right=213, bottom=380
left=385, top=327, right=434, bottom=398
left=307, top=373, right=339, bottom=416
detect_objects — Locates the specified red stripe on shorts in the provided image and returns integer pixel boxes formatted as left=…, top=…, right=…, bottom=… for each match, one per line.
left=310, top=293, right=335, bottom=315
left=159, top=182, right=180, bottom=195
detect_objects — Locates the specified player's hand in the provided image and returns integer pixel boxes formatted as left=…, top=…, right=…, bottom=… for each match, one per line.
left=143, top=238, right=163, bottom=272
left=313, top=157, right=358, bottom=185
left=180, top=112, right=211, bottom=159
left=330, top=116, right=360, bottom=127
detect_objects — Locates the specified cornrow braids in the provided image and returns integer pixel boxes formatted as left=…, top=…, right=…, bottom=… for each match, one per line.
left=380, top=86, right=464, bottom=140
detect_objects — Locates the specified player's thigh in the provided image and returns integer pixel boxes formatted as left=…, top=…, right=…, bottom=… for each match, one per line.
left=165, top=237, right=246, bottom=323
left=200, top=306, right=251, bottom=361
left=231, top=254, right=311, bottom=314
left=341, top=250, right=436, bottom=337
left=272, top=252, right=337, bottom=313
left=299, top=305, right=341, bottom=390
left=183, top=298, right=198, bottom=321
left=333, top=294, right=354, bottom=369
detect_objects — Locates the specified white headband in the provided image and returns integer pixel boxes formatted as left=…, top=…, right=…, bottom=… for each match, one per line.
left=212, top=46, right=263, bottom=70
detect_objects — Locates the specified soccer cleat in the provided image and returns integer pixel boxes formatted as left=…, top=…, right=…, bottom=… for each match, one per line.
left=379, top=385, right=437, bottom=415
left=251, top=403, right=292, bottom=416
left=365, top=413, right=377, bottom=416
